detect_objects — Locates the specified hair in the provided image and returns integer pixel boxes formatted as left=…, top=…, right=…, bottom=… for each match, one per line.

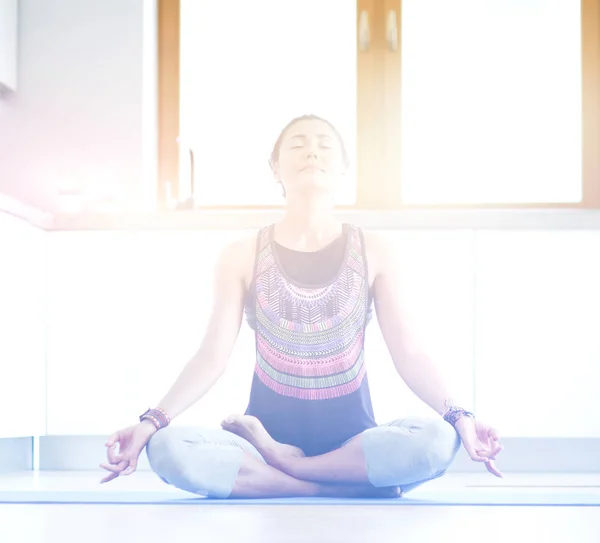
left=269, top=114, right=350, bottom=197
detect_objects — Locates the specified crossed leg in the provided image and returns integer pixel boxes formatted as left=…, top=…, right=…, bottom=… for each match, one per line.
left=221, top=413, right=461, bottom=493
left=146, top=424, right=400, bottom=499
left=146, top=414, right=460, bottom=499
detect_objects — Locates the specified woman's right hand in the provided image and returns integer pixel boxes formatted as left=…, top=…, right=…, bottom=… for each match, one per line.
left=99, top=421, right=157, bottom=483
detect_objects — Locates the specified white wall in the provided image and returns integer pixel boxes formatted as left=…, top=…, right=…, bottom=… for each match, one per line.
left=44, top=229, right=476, bottom=435
left=43, top=228, right=600, bottom=439
left=0, top=0, right=156, bottom=213
left=2, top=220, right=599, bottom=440
left=474, top=230, right=600, bottom=437
left=45, top=229, right=253, bottom=435
left=0, top=212, right=46, bottom=438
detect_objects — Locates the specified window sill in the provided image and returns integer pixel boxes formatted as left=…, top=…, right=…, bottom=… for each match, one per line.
left=48, top=207, right=600, bottom=231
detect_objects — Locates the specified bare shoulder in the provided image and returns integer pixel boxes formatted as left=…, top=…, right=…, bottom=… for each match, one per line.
left=361, top=229, right=389, bottom=252
left=217, top=230, right=260, bottom=290
left=360, top=229, right=397, bottom=280
left=219, top=231, right=256, bottom=260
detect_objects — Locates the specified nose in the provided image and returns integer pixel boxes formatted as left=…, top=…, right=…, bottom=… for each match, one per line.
left=306, top=144, right=319, bottom=158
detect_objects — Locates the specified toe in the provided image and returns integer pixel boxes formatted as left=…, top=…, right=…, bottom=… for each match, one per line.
left=222, top=414, right=239, bottom=425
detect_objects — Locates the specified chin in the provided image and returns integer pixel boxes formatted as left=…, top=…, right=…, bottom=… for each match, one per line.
left=286, top=174, right=337, bottom=194
left=298, top=177, right=332, bottom=189
left=293, top=186, right=336, bottom=200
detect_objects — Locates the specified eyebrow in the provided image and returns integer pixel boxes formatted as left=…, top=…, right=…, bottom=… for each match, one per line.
left=288, top=133, right=333, bottom=140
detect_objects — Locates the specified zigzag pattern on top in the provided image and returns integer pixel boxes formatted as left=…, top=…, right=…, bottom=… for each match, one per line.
left=252, top=223, right=370, bottom=400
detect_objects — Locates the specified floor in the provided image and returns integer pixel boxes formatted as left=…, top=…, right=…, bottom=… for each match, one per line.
left=0, top=471, right=598, bottom=543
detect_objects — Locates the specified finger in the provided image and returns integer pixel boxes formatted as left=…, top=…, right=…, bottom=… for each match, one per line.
left=479, top=430, right=491, bottom=447
left=100, top=471, right=120, bottom=484
left=485, top=459, right=504, bottom=478
left=490, top=443, right=504, bottom=458
left=477, top=441, right=503, bottom=455
left=464, top=442, right=491, bottom=462
left=105, top=433, right=120, bottom=447
left=479, top=443, right=504, bottom=460
left=468, top=449, right=493, bottom=462
left=488, top=428, right=500, bottom=441
left=472, top=455, right=492, bottom=463
left=100, top=461, right=129, bottom=474
left=121, top=460, right=138, bottom=476
left=107, top=444, right=124, bottom=464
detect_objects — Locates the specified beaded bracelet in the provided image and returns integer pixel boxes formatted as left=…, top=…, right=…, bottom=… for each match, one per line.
left=443, top=405, right=474, bottom=427
left=139, top=408, right=171, bottom=430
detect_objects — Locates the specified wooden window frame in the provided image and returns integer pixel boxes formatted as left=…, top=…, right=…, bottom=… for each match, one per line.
left=158, top=0, right=600, bottom=210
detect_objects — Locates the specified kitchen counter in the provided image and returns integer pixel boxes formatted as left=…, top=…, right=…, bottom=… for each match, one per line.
left=0, top=192, right=53, bottom=230
left=3, top=192, right=600, bottom=231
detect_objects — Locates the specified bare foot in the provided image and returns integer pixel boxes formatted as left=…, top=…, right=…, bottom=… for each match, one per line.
left=221, top=414, right=305, bottom=471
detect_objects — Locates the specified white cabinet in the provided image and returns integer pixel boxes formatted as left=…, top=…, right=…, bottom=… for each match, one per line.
left=0, top=213, right=46, bottom=438
left=43, top=227, right=600, bottom=439
left=44, top=229, right=476, bottom=434
left=0, top=0, right=17, bottom=95
left=474, top=231, right=600, bottom=438
left=45, top=230, right=253, bottom=435
left=366, top=231, right=476, bottom=423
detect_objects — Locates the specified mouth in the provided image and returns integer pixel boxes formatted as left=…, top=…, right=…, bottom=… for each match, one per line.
left=301, top=165, right=324, bottom=172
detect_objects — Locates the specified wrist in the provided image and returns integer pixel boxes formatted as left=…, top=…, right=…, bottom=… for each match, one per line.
left=442, top=401, right=475, bottom=427
left=453, top=413, right=474, bottom=426
left=139, top=407, right=171, bottom=431
left=139, top=419, right=159, bottom=435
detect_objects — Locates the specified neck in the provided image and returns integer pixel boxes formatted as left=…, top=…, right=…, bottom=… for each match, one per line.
left=277, top=195, right=341, bottom=249
left=281, top=195, right=338, bottom=232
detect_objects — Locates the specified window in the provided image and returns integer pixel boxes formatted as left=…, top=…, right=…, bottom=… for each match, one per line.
left=401, top=0, right=583, bottom=205
left=158, top=0, right=600, bottom=209
left=179, top=0, right=357, bottom=206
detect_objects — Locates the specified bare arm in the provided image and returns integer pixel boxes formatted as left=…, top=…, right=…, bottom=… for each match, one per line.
left=367, top=232, right=504, bottom=475
left=147, top=237, right=252, bottom=428
left=368, top=232, right=460, bottom=417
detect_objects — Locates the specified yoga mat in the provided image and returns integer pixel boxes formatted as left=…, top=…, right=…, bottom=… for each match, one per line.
left=1, top=489, right=599, bottom=506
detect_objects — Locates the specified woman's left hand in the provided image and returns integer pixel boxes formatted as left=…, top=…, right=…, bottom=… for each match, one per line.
left=454, top=416, right=504, bottom=478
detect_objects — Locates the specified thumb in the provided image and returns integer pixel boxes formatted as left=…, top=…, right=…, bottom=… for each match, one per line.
left=471, top=451, right=492, bottom=462
left=121, top=459, right=138, bottom=476
left=462, top=441, right=490, bottom=463
left=105, top=432, right=120, bottom=447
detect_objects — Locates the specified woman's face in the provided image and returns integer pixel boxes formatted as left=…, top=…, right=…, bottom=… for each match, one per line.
left=273, top=118, right=347, bottom=197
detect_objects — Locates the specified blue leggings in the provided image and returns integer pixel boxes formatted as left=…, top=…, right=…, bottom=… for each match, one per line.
left=145, top=415, right=461, bottom=499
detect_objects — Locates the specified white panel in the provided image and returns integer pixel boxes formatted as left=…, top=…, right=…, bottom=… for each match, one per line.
left=0, top=0, right=17, bottom=93
left=0, top=213, right=46, bottom=437
left=475, top=231, right=600, bottom=437
left=365, top=230, right=475, bottom=424
left=46, top=230, right=254, bottom=435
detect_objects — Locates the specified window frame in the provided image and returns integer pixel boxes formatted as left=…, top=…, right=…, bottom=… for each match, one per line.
left=157, top=0, right=600, bottom=210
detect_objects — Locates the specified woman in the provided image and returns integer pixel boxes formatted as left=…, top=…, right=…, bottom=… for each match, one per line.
left=100, top=114, right=503, bottom=499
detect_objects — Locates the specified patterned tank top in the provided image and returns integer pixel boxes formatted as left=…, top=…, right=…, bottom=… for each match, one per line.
left=243, top=223, right=377, bottom=457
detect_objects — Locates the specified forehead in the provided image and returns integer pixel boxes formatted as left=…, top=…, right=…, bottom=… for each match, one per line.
left=283, top=119, right=337, bottom=140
